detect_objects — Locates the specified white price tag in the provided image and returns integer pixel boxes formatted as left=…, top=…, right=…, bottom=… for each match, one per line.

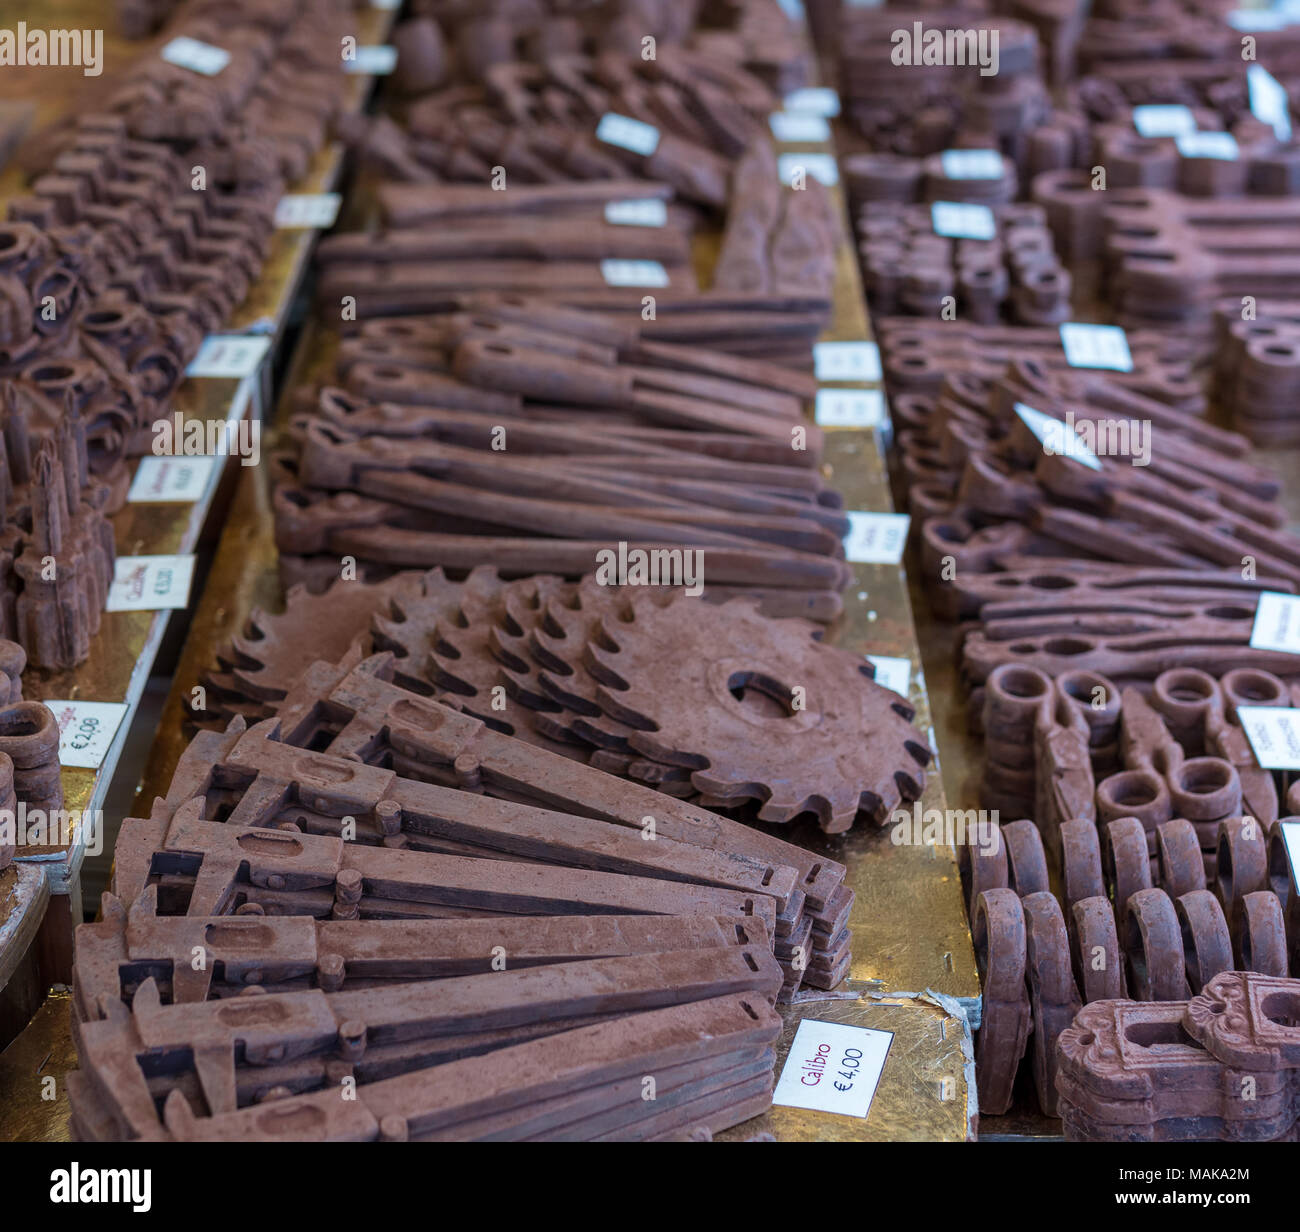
left=603, top=198, right=668, bottom=227
left=1175, top=131, right=1239, bottom=160
left=160, top=36, right=230, bottom=76
left=596, top=113, right=661, bottom=156
left=930, top=201, right=996, bottom=240
left=1250, top=591, right=1300, bottom=654
left=106, top=555, right=196, bottom=613
left=186, top=335, right=271, bottom=379
left=814, top=341, right=881, bottom=383
left=275, top=193, right=342, bottom=229
left=46, top=700, right=130, bottom=770
left=784, top=87, right=840, bottom=118
left=600, top=259, right=669, bottom=287
left=778, top=153, right=839, bottom=186
left=1231, top=8, right=1287, bottom=29
left=1014, top=401, right=1102, bottom=471
left=128, top=456, right=219, bottom=504
left=773, top=1019, right=893, bottom=1120
left=1237, top=706, right=1300, bottom=770
left=1249, top=65, right=1292, bottom=142
left=866, top=655, right=911, bottom=696
left=815, top=388, right=885, bottom=427
left=1133, top=104, right=1198, bottom=137
left=775, top=0, right=805, bottom=18
left=371, top=0, right=402, bottom=8
left=939, top=148, right=1003, bottom=180
left=843, top=511, right=909, bottom=565
left=344, top=46, right=397, bottom=74
left=1059, top=323, right=1134, bottom=372
left=1278, top=819, right=1300, bottom=892
left=770, top=112, right=831, bottom=143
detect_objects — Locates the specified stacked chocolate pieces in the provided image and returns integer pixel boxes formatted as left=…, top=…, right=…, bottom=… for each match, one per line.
left=70, top=892, right=784, bottom=1141
left=137, top=649, right=857, bottom=994
left=1058, top=971, right=1300, bottom=1141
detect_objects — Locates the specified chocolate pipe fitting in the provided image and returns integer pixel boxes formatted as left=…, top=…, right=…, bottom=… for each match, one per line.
left=1167, top=757, right=1241, bottom=822
left=1104, top=816, right=1154, bottom=915
left=1175, top=889, right=1233, bottom=994
left=1216, top=816, right=1268, bottom=912
left=1097, top=768, right=1171, bottom=831
left=1124, top=887, right=1189, bottom=1001
left=1231, top=891, right=1287, bottom=976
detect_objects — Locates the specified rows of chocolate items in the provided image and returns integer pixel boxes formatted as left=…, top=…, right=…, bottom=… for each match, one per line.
left=114, top=646, right=851, bottom=989
left=271, top=298, right=851, bottom=616
left=1213, top=295, right=1300, bottom=446
left=967, top=669, right=1300, bottom=1118
left=189, top=562, right=931, bottom=840
left=855, top=201, right=1071, bottom=325
left=0, top=1, right=360, bottom=669
left=1057, top=971, right=1300, bottom=1141
left=70, top=887, right=785, bottom=1139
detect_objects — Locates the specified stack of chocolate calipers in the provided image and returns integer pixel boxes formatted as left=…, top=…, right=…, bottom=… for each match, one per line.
left=68, top=651, right=855, bottom=1141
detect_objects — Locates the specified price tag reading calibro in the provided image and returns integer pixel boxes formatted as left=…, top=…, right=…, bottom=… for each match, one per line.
left=814, top=341, right=881, bottom=383
left=769, top=112, right=831, bottom=143
left=783, top=87, right=840, bottom=118
left=128, top=456, right=219, bottom=504
left=1237, top=707, right=1300, bottom=771
left=600, top=259, right=669, bottom=287
left=773, top=1019, right=893, bottom=1120
left=1175, top=131, right=1239, bottom=160
left=931, top=201, right=996, bottom=240
left=46, top=700, right=130, bottom=770
left=344, top=46, right=397, bottom=75
left=1014, top=401, right=1102, bottom=470
left=106, top=555, right=196, bottom=613
left=778, top=153, right=839, bottom=186
left=1249, top=64, right=1292, bottom=142
left=596, top=113, right=661, bottom=157
left=603, top=198, right=668, bottom=227
left=1278, top=819, right=1300, bottom=893
left=186, top=334, right=271, bottom=380
left=1249, top=590, right=1300, bottom=654
left=939, top=148, right=1003, bottom=180
left=815, top=388, right=885, bottom=428
left=160, top=35, right=230, bottom=76
left=1132, top=104, right=1197, bottom=138
left=275, top=193, right=342, bottom=229
left=1059, top=323, right=1134, bottom=372
left=843, top=511, right=910, bottom=565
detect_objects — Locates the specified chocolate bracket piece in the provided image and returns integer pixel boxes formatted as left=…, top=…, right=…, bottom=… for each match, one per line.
left=973, top=888, right=1030, bottom=1115
left=269, top=653, right=846, bottom=916
left=1060, top=818, right=1105, bottom=911
left=1175, top=890, right=1234, bottom=995
left=1184, top=971, right=1300, bottom=1071
left=1124, top=888, right=1190, bottom=1002
left=1002, top=820, right=1049, bottom=898
left=1156, top=819, right=1206, bottom=899
left=1023, top=890, right=1082, bottom=1117
left=1216, top=817, right=1268, bottom=913
left=1231, top=892, right=1288, bottom=978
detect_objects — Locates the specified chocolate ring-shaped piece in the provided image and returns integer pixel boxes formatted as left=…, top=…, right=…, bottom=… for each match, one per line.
left=984, top=663, right=1053, bottom=733
left=1124, top=888, right=1189, bottom=1002
left=1070, top=895, right=1126, bottom=1003
left=1216, top=816, right=1268, bottom=911
left=1023, top=891, right=1081, bottom=1117
left=1231, top=891, right=1288, bottom=976
left=1055, top=669, right=1121, bottom=737
left=1176, top=890, right=1234, bottom=994
left=1003, top=819, right=1050, bottom=898
left=1097, top=769, right=1171, bottom=830
left=1060, top=818, right=1105, bottom=909
left=972, top=888, right=1031, bottom=1115
left=1219, top=668, right=1288, bottom=723
left=967, top=826, right=1008, bottom=915
left=1151, top=668, right=1220, bottom=756
left=0, top=700, right=61, bottom=769
left=1104, top=816, right=1154, bottom=914
left=1156, top=818, right=1207, bottom=899
left=1168, top=757, right=1241, bottom=822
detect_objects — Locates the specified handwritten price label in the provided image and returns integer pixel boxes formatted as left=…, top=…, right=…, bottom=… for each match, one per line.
left=842, top=511, right=909, bottom=564
left=46, top=701, right=130, bottom=769
left=128, top=456, right=218, bottom=504
left=773, top=1019, right=893, bottom=1120
left=106, top=555, right=196, bottom=612
left=186, top=334, right=271, bottom=379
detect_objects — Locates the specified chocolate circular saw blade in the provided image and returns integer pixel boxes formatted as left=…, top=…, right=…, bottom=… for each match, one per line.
left=576, top=591, right=932, bottom=831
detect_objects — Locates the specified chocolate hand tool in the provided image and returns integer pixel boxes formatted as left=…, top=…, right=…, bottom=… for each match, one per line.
left=375, top=180, right=677, bottom=228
